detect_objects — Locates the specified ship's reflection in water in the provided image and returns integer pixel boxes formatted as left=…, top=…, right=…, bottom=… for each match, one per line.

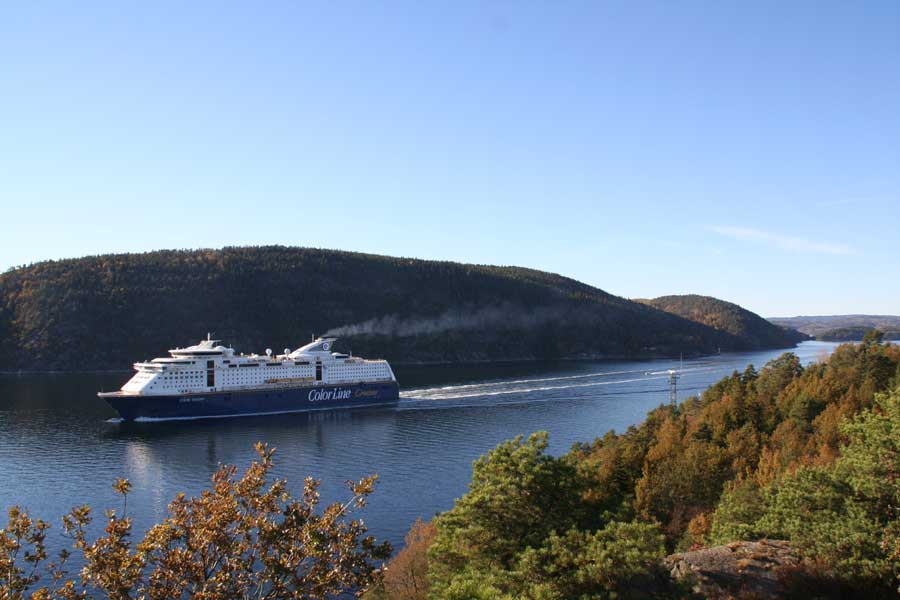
left=0, top=341, right=838, bottom=553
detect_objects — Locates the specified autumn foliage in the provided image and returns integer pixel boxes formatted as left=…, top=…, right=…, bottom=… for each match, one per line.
left=7, top=340, right=900, bottom=598
left=0, top=443, right=391, bottom=599
left=365, top=519, right=436, bottom=600
left=374, top=339, right=900, bottom=598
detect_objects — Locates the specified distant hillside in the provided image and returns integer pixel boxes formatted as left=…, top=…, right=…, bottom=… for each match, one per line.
left=0, top=247, right=801, bottom=371
left=637, top=295, right=808, bottom=348
left=769, top=315, right=900, bottom=337
left=814, top=326, right=900, bottom=342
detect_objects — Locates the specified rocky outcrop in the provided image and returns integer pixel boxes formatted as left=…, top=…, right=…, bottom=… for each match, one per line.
left=664, top=540, right=801, bottom=599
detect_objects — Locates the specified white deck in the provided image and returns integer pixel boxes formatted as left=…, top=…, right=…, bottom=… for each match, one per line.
left=115, top=336, right=396, bottom=396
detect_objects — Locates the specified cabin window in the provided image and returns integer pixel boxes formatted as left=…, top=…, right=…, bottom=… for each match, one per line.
left=315, top=364, right=322, bottom=381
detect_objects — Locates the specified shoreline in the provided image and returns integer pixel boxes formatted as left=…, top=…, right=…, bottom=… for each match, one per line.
left=0, top=343, right=809, bottom=376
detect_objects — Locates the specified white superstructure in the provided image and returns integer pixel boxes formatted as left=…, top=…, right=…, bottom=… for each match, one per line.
left=119, top=335, right=396, bottom=396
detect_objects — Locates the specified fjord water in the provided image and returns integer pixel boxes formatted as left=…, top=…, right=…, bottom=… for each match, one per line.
left=0, top=341, right=837, bottom=552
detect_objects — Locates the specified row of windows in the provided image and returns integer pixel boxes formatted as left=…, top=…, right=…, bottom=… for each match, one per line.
left=129, top=362, right=390, bottom=390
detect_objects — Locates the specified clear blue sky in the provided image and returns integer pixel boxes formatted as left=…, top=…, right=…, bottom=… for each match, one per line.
left=2, top=1, right=898, bottom=317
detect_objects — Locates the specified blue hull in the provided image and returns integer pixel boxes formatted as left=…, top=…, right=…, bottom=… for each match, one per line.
left=103, top=381, right=400, bottom=421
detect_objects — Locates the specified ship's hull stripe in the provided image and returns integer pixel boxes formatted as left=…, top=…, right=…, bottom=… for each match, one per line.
left=103, top=381, right=400, bottom=421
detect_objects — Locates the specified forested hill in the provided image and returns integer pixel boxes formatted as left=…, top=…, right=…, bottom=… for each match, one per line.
left=0, top=247, right=800, bottom=371
left=637, top=294, right=808, bottom=349
left=814, top=326, right=900, bottom=342
left=372, top=341, right=900, bottom=599
left=769, top=314, right=900, bottom=338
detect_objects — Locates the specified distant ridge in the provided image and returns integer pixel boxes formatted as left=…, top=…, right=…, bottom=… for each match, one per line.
left=637, top=294, right=809, bottom=348
left=769, top=315, right=900, bottom=341
left=0, top=247, right=803, bottom=371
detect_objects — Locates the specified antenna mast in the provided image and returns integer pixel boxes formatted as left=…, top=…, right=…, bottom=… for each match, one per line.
left=668, top=368, right=679, bottom=405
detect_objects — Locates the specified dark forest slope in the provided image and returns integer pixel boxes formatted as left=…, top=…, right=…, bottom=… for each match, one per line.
left=638, top=294, right=808, bottom=349
left=0, top=247, right=800, bottom=371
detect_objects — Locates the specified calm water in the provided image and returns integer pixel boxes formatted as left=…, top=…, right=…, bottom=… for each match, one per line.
left=0, top=341, right=837, bottom=554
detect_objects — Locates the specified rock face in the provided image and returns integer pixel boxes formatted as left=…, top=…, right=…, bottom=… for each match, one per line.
left=664, top=540, right=801, bottom=599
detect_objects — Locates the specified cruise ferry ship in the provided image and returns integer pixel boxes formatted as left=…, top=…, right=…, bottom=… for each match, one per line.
left=98, top=335, right=399, bottom=421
